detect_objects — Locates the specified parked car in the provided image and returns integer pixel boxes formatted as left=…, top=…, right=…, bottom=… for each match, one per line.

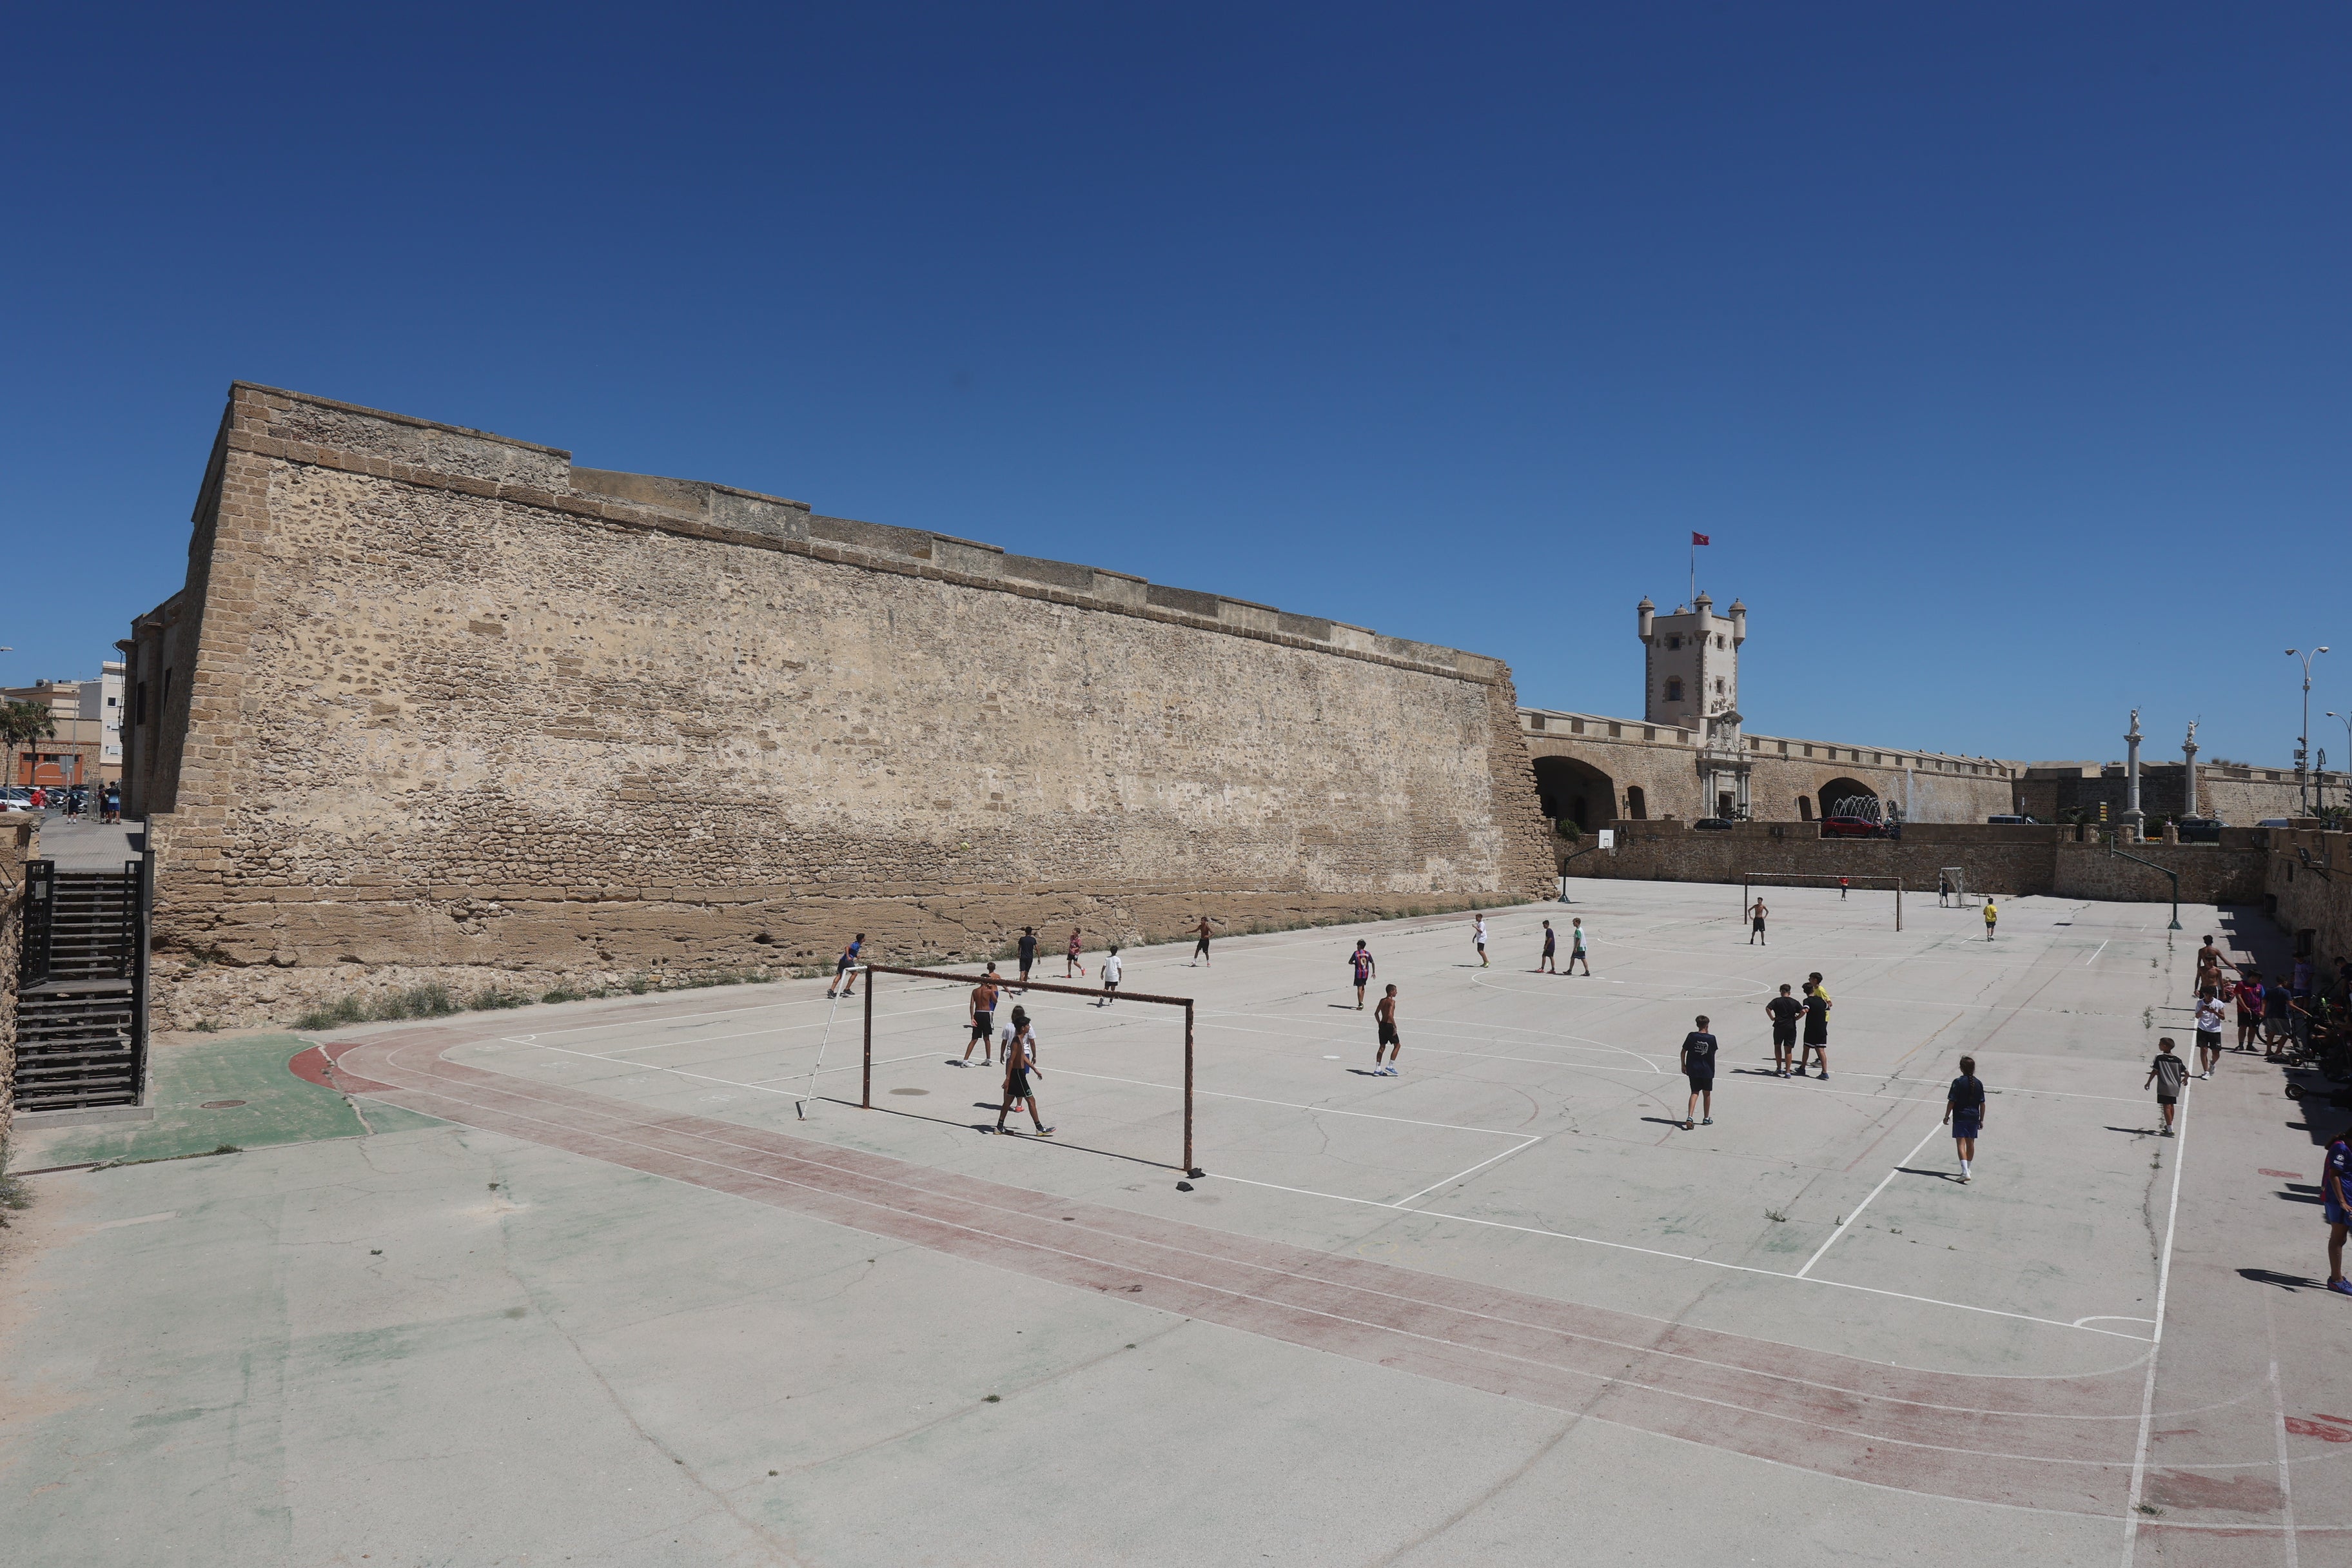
left=2257, top=818, right=2295, bottom=829
left=2175, top=817, right=2224, bottom=843
left=1819, top=815, right=1883, bottom=838
left=1692, top=817, right=1737, bottom=830
left=1984, top=814, right=2041, bottom=825
left=0, top=788, right=32, bottom=812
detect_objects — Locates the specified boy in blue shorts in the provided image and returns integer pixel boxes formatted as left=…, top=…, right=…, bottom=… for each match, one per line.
left=2324, top=1130, right=2352, bottom=1297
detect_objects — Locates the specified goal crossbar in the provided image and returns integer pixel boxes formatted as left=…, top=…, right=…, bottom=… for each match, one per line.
left=1738, top=871, right=1906, bottom=931
left=856, top=963, right=1203, bottom=1176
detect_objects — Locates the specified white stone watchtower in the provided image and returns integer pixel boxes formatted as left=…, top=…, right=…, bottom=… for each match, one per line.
left=1637, top=592, right=1751, bottom=818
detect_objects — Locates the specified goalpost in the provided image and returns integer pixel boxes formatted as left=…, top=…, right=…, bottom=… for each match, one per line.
left=1939, top=867, right=1969, bottom=908
left=1740, top=871, right=1906, bottom=931
left=856, top=963, right=1206, bottom=1182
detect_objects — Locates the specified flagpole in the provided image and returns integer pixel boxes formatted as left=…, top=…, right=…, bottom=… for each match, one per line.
left=1689, top=538, right=1695, bottom=609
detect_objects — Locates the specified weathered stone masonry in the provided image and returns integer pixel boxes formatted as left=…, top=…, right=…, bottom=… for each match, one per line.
left=129, top=385, right=1554, bottom=1026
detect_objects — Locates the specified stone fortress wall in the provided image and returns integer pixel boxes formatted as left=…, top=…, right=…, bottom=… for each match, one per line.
left=122, top=385, right=1554, bottom=1027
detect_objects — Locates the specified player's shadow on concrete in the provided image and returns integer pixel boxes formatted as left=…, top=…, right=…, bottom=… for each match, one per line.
left=1729, top=1068, right=1785, bottom=1079
left=1896, top=1166, right=1964, bottom=1184
left=1346, top=1068, right=1388, bottom=1077
left=2103, top=1125, right=2166, bottom=1137
left=2275, top=1185, right=2323, bottom=1204
left=1637, top=1116, right=1690, bottom=1128
left=1327, top=1003, right=1359, bottom=1010
left=2239, top=1267, right=2326, bottom=1291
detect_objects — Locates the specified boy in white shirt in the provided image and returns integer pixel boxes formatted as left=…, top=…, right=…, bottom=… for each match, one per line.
left=2193, top=991, right=2226, bottom=1079
left=1099, top=946, right=1123, bottom=1007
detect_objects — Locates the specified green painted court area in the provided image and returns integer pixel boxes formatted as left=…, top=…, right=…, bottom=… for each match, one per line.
left=12, top=1032, right=442, bottom=1170
left=3, top=882, right=2347, bottom=1567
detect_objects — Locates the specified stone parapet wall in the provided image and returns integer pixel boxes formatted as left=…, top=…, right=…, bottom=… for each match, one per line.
left=2266, top=828, right=2352, bottom=975
left=137, top=385, right=1553, bottom=1028
left=1571, top=821, right=2265, bottom=906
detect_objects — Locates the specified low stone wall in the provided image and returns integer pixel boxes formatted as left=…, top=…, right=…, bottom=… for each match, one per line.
left=1, top=812, right=37, bottom=1141
left=1568, top=820, right=2266, bottom=906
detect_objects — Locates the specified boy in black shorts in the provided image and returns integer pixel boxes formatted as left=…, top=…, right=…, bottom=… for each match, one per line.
left=1680, top=1015, right=1718, bottom=1128
left=959, top=974, right=999, bottom=1065
left=1016, top=927, right=1038, bottom=990
left=1764, top=984, right=1801, bottom=1077
left=1373, top=985, right=1402, bottom=1075
left=994, top=1006, right=1052, bottom=1136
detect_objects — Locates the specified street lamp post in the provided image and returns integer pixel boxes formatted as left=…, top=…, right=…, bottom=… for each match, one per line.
left=2288, top=647, right=2330, bottom=815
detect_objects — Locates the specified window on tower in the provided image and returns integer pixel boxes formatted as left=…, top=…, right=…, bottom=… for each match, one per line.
left=1715, top=678, right=1725, bottom=694
left=1716, top=634, right=1726, bottom=649
left=1665, top=678, right=1684, bottom=703
left=1666, top=635, right=1681, bottom=650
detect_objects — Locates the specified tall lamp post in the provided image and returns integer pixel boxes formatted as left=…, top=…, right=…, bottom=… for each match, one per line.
left=2288, top=647, right=2329, bottom=815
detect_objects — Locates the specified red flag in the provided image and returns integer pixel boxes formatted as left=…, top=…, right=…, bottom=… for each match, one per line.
left=1691, top=532, right=1710, bottom=546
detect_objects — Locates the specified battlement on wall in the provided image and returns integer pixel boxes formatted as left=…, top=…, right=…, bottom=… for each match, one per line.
left=220, top=382, right=1504, bottom=685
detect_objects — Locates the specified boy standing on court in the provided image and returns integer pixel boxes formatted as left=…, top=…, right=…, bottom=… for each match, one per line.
left=1099, top=946, right=1122, bottom=1006
left=1192, top=916, right=1217, bottom=966
left=1983, top=898, right=1999, bottom=940
left=1017, top=927, right=1039, bottom=989
left=1765, top=984, right=1801, bottom=1077
left=995, top=1006, right=1052, bottom=1137
left=1538, top=921, right=1557, bottom=974
left=1373, top=985, right=1402, bottom=1075
left=1800, top=974, right=1831, bottom=1079
left=1473, top=913, right=1489, bottom=966
left=1945, top=1056, right=1985, bottom=1182
left=2322, top=1128, right=2352, bottom=1297
left=1748, top=897, right=1768, bottom=945
left=1680, top=1015, right=1718, bottom=1129
left=1350, top=940, right=1377, bottom=1004
left=2143, top=1037, right=2186, bottom=1135
left=1566, top=917, right=1591, bottom=975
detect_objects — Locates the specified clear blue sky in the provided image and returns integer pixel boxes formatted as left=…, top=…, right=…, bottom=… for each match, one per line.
left=3, top=5, right=2346, bottom=768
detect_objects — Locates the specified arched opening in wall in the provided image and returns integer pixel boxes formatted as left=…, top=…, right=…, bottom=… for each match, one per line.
left=1532, top=755, right=1618, bottom=830
left=1820, top=777, right=1879, bottom=821
left=1625, top=785, right=1647, bottom=820
left=1796, top=795, right=1814, bottom=821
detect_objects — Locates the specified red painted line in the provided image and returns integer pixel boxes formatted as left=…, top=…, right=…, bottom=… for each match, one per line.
left=333, top=1028, right=2170, bottom=1514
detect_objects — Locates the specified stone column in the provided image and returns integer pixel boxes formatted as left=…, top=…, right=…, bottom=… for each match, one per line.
left=2121, top=709, right=2145, bottom=842
left=2183, top=722, right=2199, bottom=821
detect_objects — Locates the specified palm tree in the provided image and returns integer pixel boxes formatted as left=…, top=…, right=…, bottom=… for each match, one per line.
left=1, top=698, right=55, bottom=789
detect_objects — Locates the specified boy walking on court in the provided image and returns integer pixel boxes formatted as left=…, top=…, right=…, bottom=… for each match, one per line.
left=994, top=1006, right=1052, bottom=1136
left=1680, top=1015, right=1718, bottom=1129
left=1748, top=897, right=1769, bottom=945
left=1838, top=876, right=1848, bottom=900
left=2323, top=1129, right=2352, bottom=1297
left=1566, top=917, right=1591, bottom=975
left=1192, top=916, right=1217, bottom=966
left=1765, top=984, right=1801, bottom=1077
left=1945, top=1056, right=1985, bottom=1182
left=1538, top=921, right=1557, bottom=973
left=1099, top=946, right=1122, bottom=1006
left=1017, top=927, right=1038, bottom=989
left=1349, top=940, right=1377, bottom=1004
left=1983, top=898, right=1999, bottom=940
left=827, top=934, right=865, bottom=999
left=1064, top=926, right=1087, bottom=979
left=2144, top=1037, right=2186, bottom=1135
left=1473, top=913, right=1489, bottom=966
left=1373, top=985, right=1402, bottom=1074
left=961, top=974, right=999, bottom=1064
left=2194, top=992, right=2226, bottom=1078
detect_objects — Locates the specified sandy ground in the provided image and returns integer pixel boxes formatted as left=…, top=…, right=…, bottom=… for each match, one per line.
left=4, top=881, right=2347, bottom=1566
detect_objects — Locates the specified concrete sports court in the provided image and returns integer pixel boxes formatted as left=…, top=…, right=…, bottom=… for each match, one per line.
left=5, top=879, right=2346, bottom=1565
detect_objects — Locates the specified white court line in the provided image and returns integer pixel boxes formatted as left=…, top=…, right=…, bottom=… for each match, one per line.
left=1391, top=1136, right=1542, bottom=1207
left=2086, top=941, right=2111, bottom=966
left=1207, top=1169, right=2151, bottom=1341
left=2271, top=1357, right=2301, bottom=1568
left=2119, top=1077, right=2191, bottom=1568
left=1796, top=1118, right=1950, bottom=1279
left=1038, top=1064, right=1533, bottom=1139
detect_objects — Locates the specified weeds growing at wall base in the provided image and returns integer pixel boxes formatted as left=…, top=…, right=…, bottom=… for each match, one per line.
left=292, top=970, right=779, bottom=1031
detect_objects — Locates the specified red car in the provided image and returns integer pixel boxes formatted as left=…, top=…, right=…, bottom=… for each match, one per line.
left=1818, top=815, right=1883, bottom=838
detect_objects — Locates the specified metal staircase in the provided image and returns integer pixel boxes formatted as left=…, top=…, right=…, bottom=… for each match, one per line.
left=13, top=857, right=151, bottom=1113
